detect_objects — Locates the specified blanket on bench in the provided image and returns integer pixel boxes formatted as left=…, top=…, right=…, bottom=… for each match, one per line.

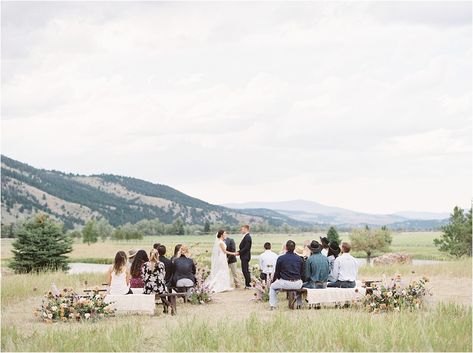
left=305, top=287, right=366, bottom=304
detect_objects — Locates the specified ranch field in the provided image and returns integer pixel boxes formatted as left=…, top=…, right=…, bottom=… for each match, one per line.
left=1, top=232, right=471, bottom=351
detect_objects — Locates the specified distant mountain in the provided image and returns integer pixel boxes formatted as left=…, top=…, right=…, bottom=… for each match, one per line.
left=1, top=155, right=307, bottom=229
left=224, top=200, right=449, bottom=228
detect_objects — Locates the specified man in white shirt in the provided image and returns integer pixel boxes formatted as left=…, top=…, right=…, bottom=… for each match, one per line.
left=259, top=242, right=278, bottom=281
left=327, top=242, right=358, bottom=288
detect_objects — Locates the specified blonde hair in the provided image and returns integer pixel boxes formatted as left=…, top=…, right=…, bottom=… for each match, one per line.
left=178, top=245, right=190, bottom=258
left=148, top=249, right=159, bottom=270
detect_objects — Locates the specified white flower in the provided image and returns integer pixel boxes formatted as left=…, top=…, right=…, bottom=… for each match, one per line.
left=51, top=306, right=58, bottom=311
left=47, top=313, right=53, bottom=319
left=84, top=313, right=91, bottom=319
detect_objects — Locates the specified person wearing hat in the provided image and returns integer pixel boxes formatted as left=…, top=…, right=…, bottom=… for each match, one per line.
left=327, top=242, right=358, bottom=288
left=320, top=237, right=330, bottom=257
left=327, top=241, right=341, bottom=283
left=302, top=240, right=330, bottom=289
left=127, top=248, right=138, bottom=269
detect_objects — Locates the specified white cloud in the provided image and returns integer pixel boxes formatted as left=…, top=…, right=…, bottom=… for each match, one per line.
left=1, top=1, right=471, bottom=213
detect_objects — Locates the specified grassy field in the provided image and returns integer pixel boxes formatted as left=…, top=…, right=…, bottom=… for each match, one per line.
left=0, top=231, right=448, bottom=266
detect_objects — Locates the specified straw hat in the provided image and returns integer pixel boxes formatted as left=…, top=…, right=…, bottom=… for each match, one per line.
left=128, top=248, right=138, bottom=259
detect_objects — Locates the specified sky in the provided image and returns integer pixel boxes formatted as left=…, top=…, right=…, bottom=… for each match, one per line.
left=1, top=1, right=472, bottom=214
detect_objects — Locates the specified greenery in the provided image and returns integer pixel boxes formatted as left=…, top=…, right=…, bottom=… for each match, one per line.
left=350, top=227, right=392, bottom=263
left=9, top=214, right=73, bottom=273
left=434, top=206, right=472, bottom=257
left=112, top=223, right=143, bottom=241
left=82, top=220, right=98, bottom=245
left=326, top=226, right=341, bottom=243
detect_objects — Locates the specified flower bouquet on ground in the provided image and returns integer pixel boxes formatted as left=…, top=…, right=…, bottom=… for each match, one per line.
left=34, top=287, right=115, bottom=323
left=250, top=267, right=271, bottom=302
left=362, top=275, right=432, bottom=312
left=188, top=267, right=213, bottom=305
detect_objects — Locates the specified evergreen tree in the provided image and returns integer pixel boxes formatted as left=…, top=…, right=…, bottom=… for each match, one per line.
left=10, top=214, right=72, bottom=273
left=326, top=226, right=341, bottom=243
left=82, top=220, right=98, bottom=245
left=172, top=218, right=185, bottom=235
left=434, top=206, right=472, bottom=257
left=203, top=220, right=211, bottom=233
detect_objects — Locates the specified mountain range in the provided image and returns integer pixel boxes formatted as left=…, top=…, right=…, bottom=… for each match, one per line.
left=1, top=155, right=449, bottom=230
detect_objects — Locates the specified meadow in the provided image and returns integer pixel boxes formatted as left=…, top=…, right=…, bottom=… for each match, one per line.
left=1, top=232, right=471, bottom=352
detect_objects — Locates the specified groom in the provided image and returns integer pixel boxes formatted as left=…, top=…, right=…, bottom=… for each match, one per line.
left=237, top=225, right=252, bottom=289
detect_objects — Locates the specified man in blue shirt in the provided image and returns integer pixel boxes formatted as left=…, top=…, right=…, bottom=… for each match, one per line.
left=269, top=240, right=303, bottom=310
left=303, top=240, right=330, bottom=289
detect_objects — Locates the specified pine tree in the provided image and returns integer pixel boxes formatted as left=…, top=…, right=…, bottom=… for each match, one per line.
left=203, top=221, right=211, bottom=233
left=326, top=226, right=341, bottom=243
left=434, top=206, right=472, bottom=257
left=10, top=214, right=72, bottom=273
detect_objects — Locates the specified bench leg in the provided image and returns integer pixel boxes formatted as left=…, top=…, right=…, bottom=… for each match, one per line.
left=288, top=291, right=296, bottom=310
left=170, top=295, right=177, bottom=315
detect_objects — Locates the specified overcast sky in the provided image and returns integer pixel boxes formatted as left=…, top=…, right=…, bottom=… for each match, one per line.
left=2, top=1, right=471, bottom=214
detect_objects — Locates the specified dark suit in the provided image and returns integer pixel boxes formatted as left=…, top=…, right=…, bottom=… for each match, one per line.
left=159, top=255, right=172, bottom=285
left=239, top=233, right=252, bottom=287
left=224, top=238, right=237, bottom=264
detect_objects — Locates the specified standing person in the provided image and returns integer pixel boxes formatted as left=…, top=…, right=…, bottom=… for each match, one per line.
left=157, top=245, right=172, bottom=287
left=107, top=251, right=132, bottom=295
left=238, top=225, right=252, bottom=289
left=269, top=240, right=304, bottom=310
left=320, top=237, right=330, bottom=257
left=205, top=230, right=238, bottom=293
left=130, top=250, right=149, bottom=289
left=259, top=242, right=278, bottom=281
left=224, top=235, right=241, bottom=288
left=327, top=242, right=358, bottom=288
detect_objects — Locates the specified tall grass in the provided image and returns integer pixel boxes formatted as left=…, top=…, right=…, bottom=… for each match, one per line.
left=358, top=257, right=472, bottom=278
left=1, top=320, right=145, bottom=352
left=1, top=272, right=106, bottom=308
left=165, top=303, right=472, bottom=352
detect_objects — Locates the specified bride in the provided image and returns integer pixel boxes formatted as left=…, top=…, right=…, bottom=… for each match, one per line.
left=205, top=229, right=239, bottom=293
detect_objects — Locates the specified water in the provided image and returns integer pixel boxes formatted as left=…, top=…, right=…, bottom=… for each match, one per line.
left=68, top=258, right=443, bottom=274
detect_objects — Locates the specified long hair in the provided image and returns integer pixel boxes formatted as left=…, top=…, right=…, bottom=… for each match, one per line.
left=217, top=230, right=225, bottom=238
left=113, top=251, right=127, bottom=274
left=173, top=244, right=182, bottom=258
left=148, top=248, right=159, bottom=270
left=130, top=249, right=149, bottom=277
left=178, top=245, right=190, bottom=258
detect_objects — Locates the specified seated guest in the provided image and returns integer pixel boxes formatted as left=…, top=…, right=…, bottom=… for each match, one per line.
left=327, top=241, right=341, bottom=283
left=320, top=237, right=330, bottom=257
left=153, top=243, right=161, bottom=250
left=141, top=249, right=167, bottom=295
left=157, top=244, right=172, bottom=286
left=127, top=248, right=137, bottom=269
left=269, top=240, right=304, bottom=310
left=107, top=251, right=132, bottom=295
left=130, top=250, right=149, bottom=288
left=171, top=244, right=182, bottom=263
left=259, top=242, right=278, bottom=281
left=327, top=242, right=358, bottom=288
left=302, top=241, right=330, bottom=289
left=171, top=245, right=196, bottom=288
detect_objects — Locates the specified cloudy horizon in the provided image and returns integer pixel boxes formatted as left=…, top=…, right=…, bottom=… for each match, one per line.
left=2, top=1, right=472, bottom=214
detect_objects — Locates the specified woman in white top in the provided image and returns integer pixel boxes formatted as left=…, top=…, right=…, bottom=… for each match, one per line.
left=205, top=230, right=239, bottom=293
left=107, top=251, right=132, bottom=295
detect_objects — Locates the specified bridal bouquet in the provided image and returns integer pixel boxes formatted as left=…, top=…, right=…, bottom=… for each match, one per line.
left=362, top=275, right=431, bottom=312
left=34, top=287, right=115, bottom=323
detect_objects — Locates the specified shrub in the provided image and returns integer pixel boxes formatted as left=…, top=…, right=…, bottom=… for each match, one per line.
left=188, top=267, right=213, bottom=305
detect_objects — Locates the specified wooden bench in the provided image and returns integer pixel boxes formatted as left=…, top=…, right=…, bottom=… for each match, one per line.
left=156, top=292, right=188, bottom=315
left=169, top=286, right=194, bottom=303
left=281, top=288, right=307, bottom=310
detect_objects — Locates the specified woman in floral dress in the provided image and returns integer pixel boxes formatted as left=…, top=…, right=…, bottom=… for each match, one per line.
left=141, top=249, right=167, bottom=295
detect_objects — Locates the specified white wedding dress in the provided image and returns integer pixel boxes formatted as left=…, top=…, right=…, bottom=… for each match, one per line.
left=205, top=238, right=233, bottom=293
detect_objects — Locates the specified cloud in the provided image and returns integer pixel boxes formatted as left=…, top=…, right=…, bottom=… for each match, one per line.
left=1, top=1, right=471, bottom=213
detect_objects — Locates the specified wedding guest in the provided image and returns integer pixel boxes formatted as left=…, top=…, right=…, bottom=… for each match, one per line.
left=107, top=251, right=132, bottom=295
left=327, top=242, right=358, bottom=288
left=157, top=245, right=172, bottom=286
left=225, top=235, right=241, bottom=288
left=130, top=250, right=149, bottom=288
left=259, top=242, right=278, bottom=281
left=302, top=241, right=330, bottom=289
left=327, top=241, right=341, bottom=283
left=171, top=245, right=196, bottom=288
left=269, top=240, right=304, bottom=310
left=153, top=243, right=161, bottom=250
left=320, top=237, right=330, bottom=257
left=127, top=248, right=138, bottom=269
left=171, top=244, right=182, bottom=263
left=141, top=249, right=167, bottom=295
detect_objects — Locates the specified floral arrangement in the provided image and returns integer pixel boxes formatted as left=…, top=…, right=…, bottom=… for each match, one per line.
left=250, top=265, right=271, bottom=302
left=34, top=287, right=115, bottom=323
left=362, top=275, right=432, bottom=312
left=188, top=267, right=213, bottom=305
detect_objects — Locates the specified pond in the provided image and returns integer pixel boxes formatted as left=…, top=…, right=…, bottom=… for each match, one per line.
left=68, top=258, right=443, bottom=274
